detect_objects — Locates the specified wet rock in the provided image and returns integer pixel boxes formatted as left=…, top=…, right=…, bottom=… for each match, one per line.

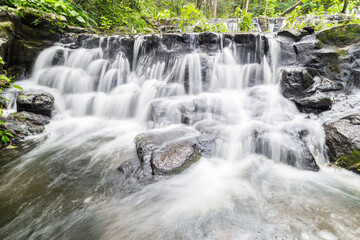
left=118, top=125, right=217, bottom=177
left=16, top=92, right=55, bottom=117
left=152, top=141, right=200, bottom=175
left=294, top=92, right=333, bottom=114
left=198, top=32, right=220, bottom=45
left=278, top=28, right=309, bottom=42
left=279, top=41, right=297, bottom=66
left=135, top=127, right=200, bottom=175
left=1, top=111, right=50, bottom=136
left=293, top=40, right=322, bottom=66
left=281, top=67, right=317, bottom=97
left=117, top=158, right=142, bottom=177
left=0, top=97, right=7, bottom=109
left=150, top=97, right=224, bottom=126
left=280, top=67, right=343, bottom=113
left=254, top=130, right=319, bottom=171
left=303, top=26, right=315, bottom=34
left=325, top=113, right=360, bottom=173
left=317, top=24, right=360, bottom=47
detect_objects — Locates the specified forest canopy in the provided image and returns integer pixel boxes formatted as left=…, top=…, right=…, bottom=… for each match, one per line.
left=0, top=0, right=359, bottom=32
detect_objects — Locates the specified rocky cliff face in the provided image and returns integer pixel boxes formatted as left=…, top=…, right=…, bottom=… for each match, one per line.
left=2, top=13, right=360, bottom=175
left=0, top=9, right=92, bottom=78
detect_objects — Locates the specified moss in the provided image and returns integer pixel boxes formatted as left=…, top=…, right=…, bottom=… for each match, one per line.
left=0, top=21, right=14, bottom=33
left=168, top=151, right=201, bottom=175
left=317, top=24, right=360, bottom=47
left=18, top=40, right=43, bottom=49
left=335, top=149, right=360, bottom=173
left=316, top=98, right=331, bottom=107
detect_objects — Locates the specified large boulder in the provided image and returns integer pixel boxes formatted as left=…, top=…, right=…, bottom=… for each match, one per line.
left=277, top=28, right=310, bottom=42
left=317, top=24, right=360, bottom=48
left=253, top=130, right=319, bottom=171
left=16, top=92, right=54, bottom=117
left=280, top=67, right=343, bottom=114
left=1, top=111, right=50, bottom=137
left=325, top=113, right=360, bottom=173
left=118, top=124, right=218, bottom=177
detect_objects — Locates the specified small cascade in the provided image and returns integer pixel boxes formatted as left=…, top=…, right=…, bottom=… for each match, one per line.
left=1, top=31, right=360, bottom=240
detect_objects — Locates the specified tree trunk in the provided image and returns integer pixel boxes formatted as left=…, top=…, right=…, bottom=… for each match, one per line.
left=245, top=0, right=250, bottom=13
left=196, top=0, right=203, bottom=9
left=341, top=0, right=348, bottom=13
left=212, top=0, right=217, bottom=18
left=280, top=0, right=303, bottom=17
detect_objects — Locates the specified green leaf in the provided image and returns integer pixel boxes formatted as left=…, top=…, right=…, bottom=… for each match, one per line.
left=0, top=120, right=4, bottom=125
left=12, top=85, right=23, bottom=90
left=69, top=10, right=79, bottom=17
left=0, top=75, right=11, bottom=82
left=76, top=15, right=85, bottom=23
left=6, top=132, right=14, bottom=137
left=2, top=135, right=9, bottom=144
left=0, top=96, right=10, bottom=102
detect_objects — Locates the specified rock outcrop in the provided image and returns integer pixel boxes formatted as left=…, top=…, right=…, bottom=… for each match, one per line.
left=317, top=24, right=360, bottom=47
left=17, top=92, right=55, bottom=117
left=118, top=124, right=218, bottom=177
left=0, top=92, right=54, bottom=151
left=280, top=67, right=343, bottom=114
left=325, top=113, right=360, bottom=173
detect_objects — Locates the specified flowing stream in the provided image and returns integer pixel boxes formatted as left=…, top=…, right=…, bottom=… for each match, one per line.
left=0, top=33, right=360, bottom=240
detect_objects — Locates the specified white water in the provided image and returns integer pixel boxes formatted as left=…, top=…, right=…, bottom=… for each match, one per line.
left=0, top=34, right=359, bottom=240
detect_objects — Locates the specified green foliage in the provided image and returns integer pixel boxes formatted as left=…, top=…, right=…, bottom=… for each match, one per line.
left=264, top=0, right=277, bottom=17
left=335, top=149, right=360, bottom=172
left=194, top=20, right=227, bottom=33
left=156, top=9, right=171, bottom=21
left=1, top=0, right=359, bottom=34
left=0, top=56, right=22, bottom=144
left=3, top=0, right=94, bottom=27
left=179, top=4, right=204, bottom=31
left=235, top=7, right=254, bottom=31
left=0, top=129, right=13, bottom=144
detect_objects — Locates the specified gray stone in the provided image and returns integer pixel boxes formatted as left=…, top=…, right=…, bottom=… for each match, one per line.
left=2, top=111, right=50, bottom=136
left=17, top=92, right=55, bottom=117
left=325, top=113, right=360, bottom=173
left=280, top=67, right=343, bottom=114
left=118, top=125, right=217, bottom=177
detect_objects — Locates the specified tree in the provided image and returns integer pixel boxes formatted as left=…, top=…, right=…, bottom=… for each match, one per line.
left=280, top=0, right=303, bottom=16
left=341, top=0, right=348, bottom=13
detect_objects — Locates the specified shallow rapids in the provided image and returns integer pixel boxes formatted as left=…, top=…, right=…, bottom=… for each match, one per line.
left=1, top=33, right=360, bottom=240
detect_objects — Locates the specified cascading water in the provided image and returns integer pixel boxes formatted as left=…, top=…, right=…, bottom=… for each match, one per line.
left=1, top=32, right=360, bottom=240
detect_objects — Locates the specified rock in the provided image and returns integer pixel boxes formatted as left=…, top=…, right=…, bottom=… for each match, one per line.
left=1, top=111, right=50, bottom=137
left=152, top=141, right=200, bottom=175
left=0, top=97, right=7, bottom=109
left=257, top=16, right=268, bottom=32
left=118, top=125, right=217, bottom=177
left=16, top=92, right=55, bottom=117
left=281, top=67, right=318, bottom=98
left=135, top=126, right=200, bottom=175
left=317, top=24, right=360, bottom=47
left=280, top=67, right=343, bottom=113
left=198, top=32, right=220, bottom=45
left=254, top=130, right=319, bottom=171
left=303, top=26, right=315, bottom=34
left=325, top=113, right=360, bottom=173
left=278, top=28, right=309, bottom=41
left=294, top=92, right=333, bottom=114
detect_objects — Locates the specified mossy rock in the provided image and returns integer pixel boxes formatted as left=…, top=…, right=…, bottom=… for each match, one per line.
left=334, top=149, right=360, bottom=173
left=168, top=151, right=201, bottom=175
left=317, top=24, right=360, bottom=47
left=0, top=21, right=15, bottom=40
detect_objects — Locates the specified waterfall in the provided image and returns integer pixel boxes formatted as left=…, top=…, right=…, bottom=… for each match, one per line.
left=1, top=33, right=360, bottom=240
